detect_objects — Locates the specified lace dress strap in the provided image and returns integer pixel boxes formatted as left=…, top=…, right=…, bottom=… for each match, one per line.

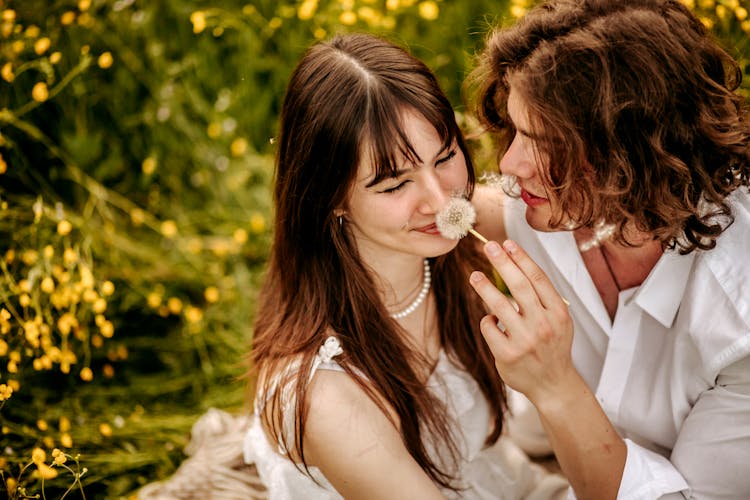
left=310, top=336, right=345, bottom=378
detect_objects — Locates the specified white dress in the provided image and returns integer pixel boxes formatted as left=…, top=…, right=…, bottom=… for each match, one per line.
left=243, top=337, right=568, bottom=499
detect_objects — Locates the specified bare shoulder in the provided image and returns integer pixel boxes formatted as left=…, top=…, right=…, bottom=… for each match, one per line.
left=303, top=369, right=444, bottom=499
left=473, top=183, right=508, bottom=243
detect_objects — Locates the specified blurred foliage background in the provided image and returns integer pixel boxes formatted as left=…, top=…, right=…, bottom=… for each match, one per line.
left=0, top=0, right=748, bottom=497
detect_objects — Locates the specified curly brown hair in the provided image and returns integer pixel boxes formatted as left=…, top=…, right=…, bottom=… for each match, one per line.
left=471, top=0, right=750, bottom=252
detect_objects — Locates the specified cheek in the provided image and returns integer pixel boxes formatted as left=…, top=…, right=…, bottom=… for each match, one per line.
left=443, top=159, right=470, bottom=192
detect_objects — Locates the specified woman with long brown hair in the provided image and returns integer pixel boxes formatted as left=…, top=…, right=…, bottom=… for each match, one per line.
left=243, top=33, right=567, bottom=499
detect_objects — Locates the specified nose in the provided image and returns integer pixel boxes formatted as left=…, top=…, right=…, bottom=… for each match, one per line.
left=417, top=170, right=450, bottom=214
left=499, top=134, right=534, bottom=178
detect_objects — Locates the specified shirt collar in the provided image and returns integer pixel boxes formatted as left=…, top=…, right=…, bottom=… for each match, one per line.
left=632, top=249, right=696, bottom=328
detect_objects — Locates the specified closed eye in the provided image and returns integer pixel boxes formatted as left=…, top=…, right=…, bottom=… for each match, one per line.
left=435, top=149, right=457, bottom=166
left=380, top=180, right=410, bottom=194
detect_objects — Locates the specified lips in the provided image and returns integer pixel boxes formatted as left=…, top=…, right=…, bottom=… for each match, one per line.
left=520, top=188, right=548, bottom=207
left=414, top=222, right=441, bottom=235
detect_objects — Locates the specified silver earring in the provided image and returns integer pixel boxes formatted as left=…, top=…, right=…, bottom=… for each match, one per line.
left=338, top=215, right=343, bottom=226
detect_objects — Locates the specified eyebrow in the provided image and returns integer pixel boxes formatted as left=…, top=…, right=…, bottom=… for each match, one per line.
left=364, top=143, right=454, bottom=188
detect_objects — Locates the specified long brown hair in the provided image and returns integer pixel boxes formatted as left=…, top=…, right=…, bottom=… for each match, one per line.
left=470, top=0, right=750, bottom=252
left=251, top=33, right=505, bottom=489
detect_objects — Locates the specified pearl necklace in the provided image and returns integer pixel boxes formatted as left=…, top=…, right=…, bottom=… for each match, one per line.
left=390, top=259, right=431, bottom=319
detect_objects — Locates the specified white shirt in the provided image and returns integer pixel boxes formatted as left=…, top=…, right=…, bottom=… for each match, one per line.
left=505, top=188, right=750, bottom=499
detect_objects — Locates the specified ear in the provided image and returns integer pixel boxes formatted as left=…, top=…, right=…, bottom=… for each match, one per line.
left=333, top=208, right=346, bottom=218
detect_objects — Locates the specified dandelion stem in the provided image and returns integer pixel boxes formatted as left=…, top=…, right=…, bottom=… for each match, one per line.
left=468, top=228, right=488, bottom=244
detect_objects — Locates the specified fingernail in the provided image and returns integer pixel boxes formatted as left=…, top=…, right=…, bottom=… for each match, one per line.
left=503, top=240, right=517, bottom=253
left=485, top=242, right=502, bottom=256
left=470, top=271, right=483, bottom=284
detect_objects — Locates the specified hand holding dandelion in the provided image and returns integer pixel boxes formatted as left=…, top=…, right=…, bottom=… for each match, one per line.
left=436, top=197, right=488, bottom=243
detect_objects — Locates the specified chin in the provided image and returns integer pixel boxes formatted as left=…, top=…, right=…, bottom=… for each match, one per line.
left=525, top=210, right=556, bottom=233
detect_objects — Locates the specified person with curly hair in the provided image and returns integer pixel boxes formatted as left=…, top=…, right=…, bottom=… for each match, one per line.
left=467, top=0, right=750, bottom=498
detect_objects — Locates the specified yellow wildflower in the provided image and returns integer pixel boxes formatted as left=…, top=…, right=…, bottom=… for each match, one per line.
left=185, top=306, right=203, bottom=323
left=35, top=462, right=58, bottom=479
left=6, top=477, right=16, bottom=495
left=59, top=416, right=71, bottom=432
left=61, top=11, right=76, bottom=25
left=12, top=40, right=24, bottom=54
left=161, top=220, right=178, bottom=238
left=130, top=207, right=145, bottom=226
left=737, top=7, right=748, bottom=21
left=0, top=383, right=12, bottom=401
left=102, top=280, right=115, bottom=296
left=191, top=11, right=207, bottom=34
left=339, top=11, right=357, bottom=25
left=0, top=340, right=7, bottom=356
left=232, top=228, right=248, bottom=244
left=57, top=219, right=73, bottom=235
left=41, top=276, right=55, bottom=294
left=2, top=9, right=16, bottom=22
left=100, top=320, right=114, bottom=338
left=43, top=436, right=55, bottom=449
left=679, top=0, right=695, bottom=8
left=32, top=82, right=49, bottom=102
left=50, top=51, right=62, bottom=64
left=19, top=294, right=31, bottom=307
left=93, top=297, right=107, bottom=314
left=268, top=17, right=282, bottom=29
left=78, top=0, right=91, bottom=11
left=34, top=37, right=50, bottom=55
left=147, top=292, right=162, bottom=308
left=92, top=333, right=103, bottom=347
left=207, top=122, right=222, bottom=138
left=60, top=433, right=73, bottom=447
left=32, top=447, right=47, bottom=465
left=103, top=363, right=115, bottom=378
left=386, top=0, right=400, bottom=10
left=230, top=137, right=248, bottom=157
left=52, top=448, right=67, bottom=465
left=98, top=51, right=113, bottom=69
left=37, top=419, right=48, bottom=431
left=57, top=312, right=79, bottom=335
left=698, top=0, right=714, bottom=8
left=80, top=366, right=93, bottom=381
left=250, top=213, right=266, bottom=234
left=314, top=28, right=327, bottom=40
left=418, top=1, right=439, bottom=20
left=0, top=153, right=6, bottom=174
left=22, top=249, right=38, bottom=265
left=204, top=286, right=220, bottom=303
left=142, top=156, right=157, bottom=174
left=298, top=0, right=318, bottom=20
left=510, top=5, right=526, bottom=18
left=1, top=62, right=13, bottom=82
left=43, top=245, right=54, bottom=259
left=167, top=297, right=183, bottom=314
left=99, top=422, right=113, bottom=437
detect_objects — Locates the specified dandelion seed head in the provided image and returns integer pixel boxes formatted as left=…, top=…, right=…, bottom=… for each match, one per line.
left=436, top=197, right=477, bottom=240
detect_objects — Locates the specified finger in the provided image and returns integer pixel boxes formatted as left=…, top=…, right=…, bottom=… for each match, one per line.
left=479, top=314, right=512, bottom=359
left=501, top=239, right=568, bottom=310
left=469, top=271, right=523, bottom=335
left=482, top=240, right=543, bottom=313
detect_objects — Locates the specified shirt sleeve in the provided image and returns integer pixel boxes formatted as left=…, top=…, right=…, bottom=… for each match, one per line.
left=617, top=354, right=750, bottom=500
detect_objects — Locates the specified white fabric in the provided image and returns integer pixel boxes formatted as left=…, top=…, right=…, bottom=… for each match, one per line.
left=505, top=187, right=750, bottom=499
left=244, top=337, right=568, bottom=499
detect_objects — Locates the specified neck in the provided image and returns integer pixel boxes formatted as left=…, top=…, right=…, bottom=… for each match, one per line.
left=598, top=238, right=663, bottom=290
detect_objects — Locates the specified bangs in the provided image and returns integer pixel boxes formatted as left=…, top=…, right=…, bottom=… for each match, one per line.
left=364, top=100, right=456, bottom=186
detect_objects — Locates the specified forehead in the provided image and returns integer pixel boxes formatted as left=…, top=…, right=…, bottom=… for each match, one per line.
left=356, top=108, right=447, bottom=183
left=506, top=85, right=530, bottom=129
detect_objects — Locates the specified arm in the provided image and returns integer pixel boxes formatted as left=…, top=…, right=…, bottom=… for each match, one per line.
left=469, top=239, right=624, bottom=500
left=302, top=369, right=445, bottom=500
